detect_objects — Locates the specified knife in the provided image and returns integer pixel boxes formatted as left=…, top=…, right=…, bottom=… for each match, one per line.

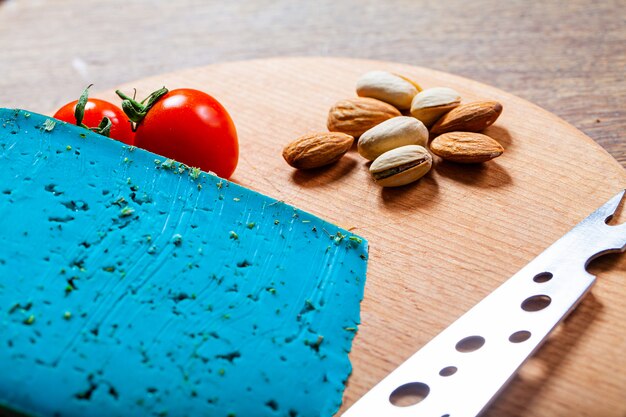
left=343, top=190, right=626, bottom=417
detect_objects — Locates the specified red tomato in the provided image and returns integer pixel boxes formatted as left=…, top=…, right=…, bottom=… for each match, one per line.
left=133, top=89, right=238, bottom=179
left=54, top=99, right=134, bottom=145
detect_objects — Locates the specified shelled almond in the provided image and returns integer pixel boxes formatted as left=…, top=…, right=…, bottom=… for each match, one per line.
left=327, top=97, right=401, bottom=138
left=431, top=101, right=503, bottom=134
left=282, top=132, right=354, bottom=169
left=430, top=132, right=504, bottom=163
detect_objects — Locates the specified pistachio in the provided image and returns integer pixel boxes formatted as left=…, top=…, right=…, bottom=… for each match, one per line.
left=410, top=87, right=462, bottom=127
left=369, top=145, right=432, bottom=187
left=430, top=100, right=503, bottom=135
left=358, top=116, right=429, bottom=161
left=356, top=71, right=421, bottom=109
left=327, top=97, right=401, bottom=138
left=282, top=132, right=354, bottom=169
left=430, top=132, right=503, bottom=163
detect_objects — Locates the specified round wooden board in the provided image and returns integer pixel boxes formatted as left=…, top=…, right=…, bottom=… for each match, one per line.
left=97, top=58, right=626, bottom=417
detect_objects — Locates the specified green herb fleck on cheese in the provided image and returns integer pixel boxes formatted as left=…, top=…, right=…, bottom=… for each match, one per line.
left=63, top=311, right=72, bottom=320
left=161, top=159, right=176, bottom=170
left=246, top=222, right=255, bottom=229
left=233, top=197, right=240, bottom=202
left=43, top=119, right=56, bottom=132
left=304, top=299, right=316, bottom=311
left=66, top=145, right=72, bottom=151
left=154, top=159, right=161, bottom=165
left=274, top=220, right=280, bottom=225
left=119, top=206, right=135, bottom=217
left=218, top=369, right=226, bottom=376
left=23, top=315, right=35, bottom=325
left=305, top=335, right=324, bottom=351
left=349, top=236, right=362, bottom=243
left=229, top=231, right=238, bottom=240
left=189, top=167, right=201, bottom=180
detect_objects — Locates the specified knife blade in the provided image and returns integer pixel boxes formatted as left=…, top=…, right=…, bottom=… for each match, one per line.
left=343, top=190, right=626, bottom=417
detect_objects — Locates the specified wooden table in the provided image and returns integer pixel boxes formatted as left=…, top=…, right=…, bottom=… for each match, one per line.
left=0, top=0, right=624, bottom=168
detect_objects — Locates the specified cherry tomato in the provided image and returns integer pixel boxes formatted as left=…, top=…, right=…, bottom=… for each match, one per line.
left=133, top=89, right=239, bottom=179
left=54, top=99, right=134, bottom=145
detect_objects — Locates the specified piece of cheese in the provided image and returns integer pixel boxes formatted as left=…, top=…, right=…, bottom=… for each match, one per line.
left=0, top=109, right=368, bottom=417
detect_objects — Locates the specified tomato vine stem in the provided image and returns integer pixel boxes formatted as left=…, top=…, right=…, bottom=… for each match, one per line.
left=116, top=87, right=169, bottom=128
left=72, top=84, right=112, bottom=137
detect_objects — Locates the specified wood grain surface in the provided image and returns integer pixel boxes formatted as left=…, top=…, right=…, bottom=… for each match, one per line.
left=0, top=0, right=625, bottom=168
left=95, top=58, right=626, bottom=417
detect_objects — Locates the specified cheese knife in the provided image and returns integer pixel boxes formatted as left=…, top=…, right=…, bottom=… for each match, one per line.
left=343, top=190, right=626, bottom=417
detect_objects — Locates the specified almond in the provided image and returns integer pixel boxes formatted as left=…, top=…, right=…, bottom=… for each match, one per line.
left=327, top=97, right=401, bottom=138
left=430, top=132, right=503, bottom=163
left=430, top=101, right=503, bottom=135
left=282, top=132, right=354, bottom=169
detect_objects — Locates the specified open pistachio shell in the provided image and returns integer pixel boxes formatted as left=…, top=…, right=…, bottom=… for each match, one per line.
left=369, top=145, right=433, bottom=187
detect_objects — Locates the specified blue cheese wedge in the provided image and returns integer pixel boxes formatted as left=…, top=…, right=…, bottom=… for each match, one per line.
left=0, top=108, right=368, bottom=417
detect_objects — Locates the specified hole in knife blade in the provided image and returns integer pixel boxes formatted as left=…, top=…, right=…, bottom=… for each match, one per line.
left=509, top=330, right=532, bottom=343
left=455, top=336, right=485, bottom=353
left=389, top=382, right=430, bottom=407
left=439, top=366, right=457, bottom=377
left=521, top=295, right=551, bottom=312
left=533, top=272, right=553, bottom=283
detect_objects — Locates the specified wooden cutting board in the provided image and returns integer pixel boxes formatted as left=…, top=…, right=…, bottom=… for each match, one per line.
left=96, top=58, right=626, bottom=417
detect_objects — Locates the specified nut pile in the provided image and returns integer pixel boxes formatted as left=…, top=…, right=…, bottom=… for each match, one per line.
left=282, top=70, right=505, bottom=187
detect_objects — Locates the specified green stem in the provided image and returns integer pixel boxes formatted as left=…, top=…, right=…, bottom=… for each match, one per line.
left=115, top=90, right=144, bottom=110
left=74, top=84, right=93, bottom=126
left=70, top=85, right=113, bottom=137
left=116, top=87, right=168, bottom=125
left=91, top=117, right=112, bottom=137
